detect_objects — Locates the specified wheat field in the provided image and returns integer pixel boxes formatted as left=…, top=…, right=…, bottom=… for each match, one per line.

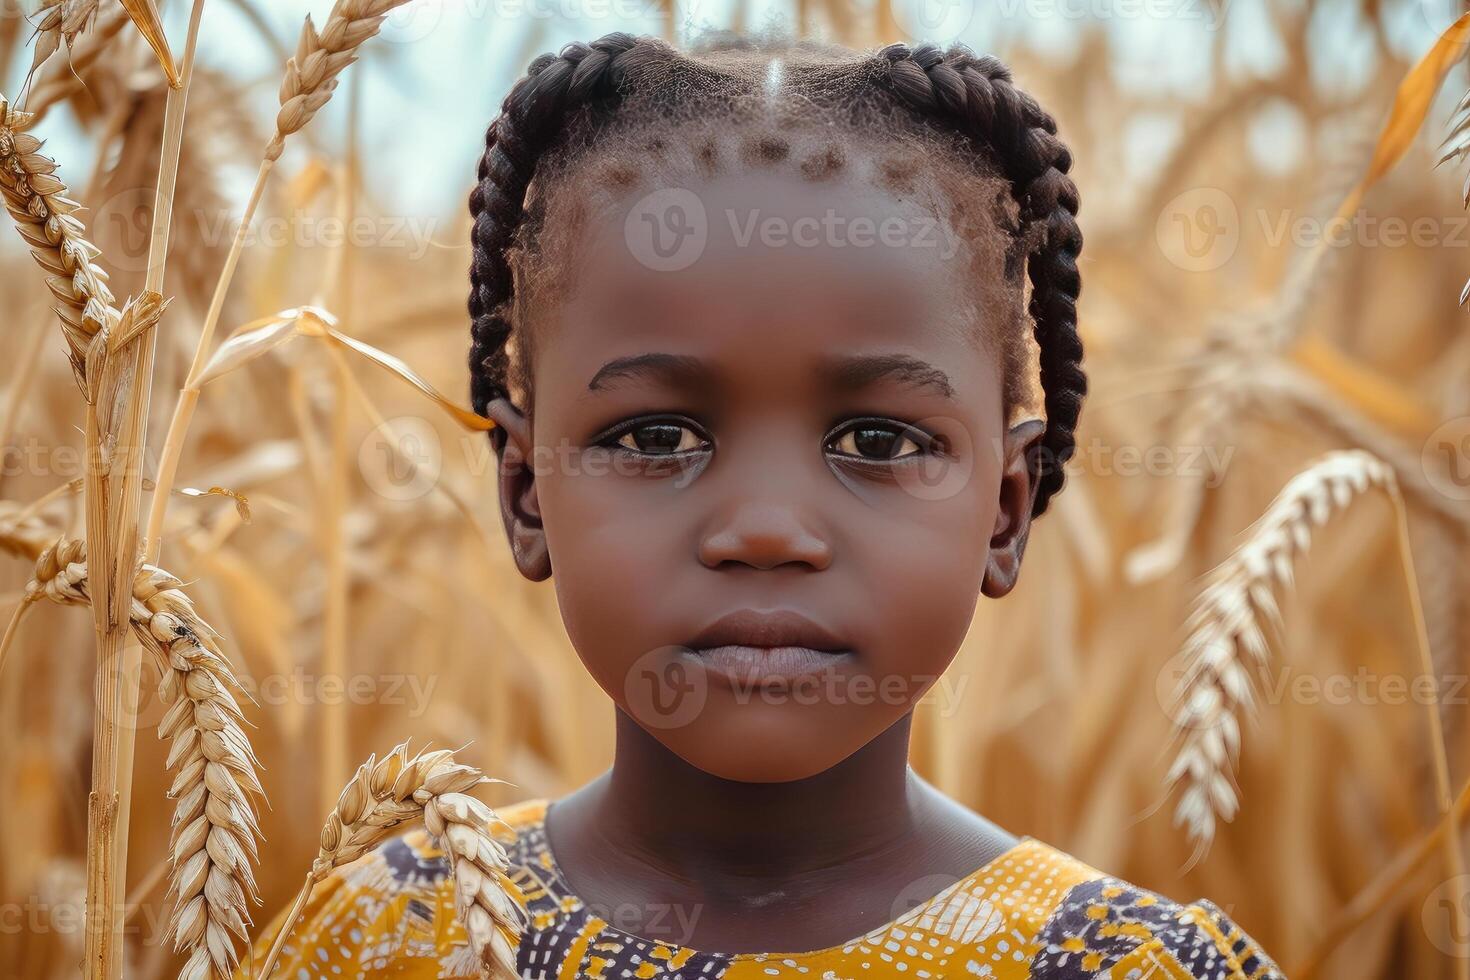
left=1, top=0, right=1469, bottom=976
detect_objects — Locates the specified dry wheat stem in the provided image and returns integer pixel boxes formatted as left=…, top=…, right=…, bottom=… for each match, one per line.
left=13, top=535, right=265, bottom=980
left=255, top=742, right=524, bottom=980
left=99, top=9, right=213, bottom=977
left=146, top=0, right=412, bottom=564
left=1294, top=775, right=1470, bottom=978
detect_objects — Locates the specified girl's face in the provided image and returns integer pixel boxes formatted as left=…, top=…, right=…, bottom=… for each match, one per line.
left=492, top=169, right=1041, bottom=782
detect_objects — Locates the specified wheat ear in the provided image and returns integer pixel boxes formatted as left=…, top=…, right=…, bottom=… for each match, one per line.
left=267, top=0, right=415, bottom=162
left=1165, top=446, right=1465, bottom=933
left=256, top=742, right=524, bottom=980
left=0, top=93, right=120, bottom=394
left=15, top=536, right=265, bottom=980
left=1165, top=451, right=1395, bottom=859
left=29, top=0, right=100, bottom=76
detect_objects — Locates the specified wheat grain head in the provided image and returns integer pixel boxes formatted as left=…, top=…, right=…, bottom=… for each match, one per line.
left=267, top=0, right=415, bottom=162
left=1165, top=450, right=1395, bottom=865
left=0, top=94, right=120, bottom=394
left=18, top=537, right=265, bottom=980
left=259, top=741, right=524, bottom=980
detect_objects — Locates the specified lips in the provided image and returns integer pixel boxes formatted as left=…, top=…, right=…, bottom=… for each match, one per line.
left=689, top=608, right=846, bottom=651
left=685, top=609, right=851, bottom=690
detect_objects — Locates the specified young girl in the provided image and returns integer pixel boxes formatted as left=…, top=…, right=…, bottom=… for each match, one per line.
left=247, top=32, right=1285, bottom=979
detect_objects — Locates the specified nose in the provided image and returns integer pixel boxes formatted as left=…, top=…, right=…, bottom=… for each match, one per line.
left=697, top=500, right=834, bottom=571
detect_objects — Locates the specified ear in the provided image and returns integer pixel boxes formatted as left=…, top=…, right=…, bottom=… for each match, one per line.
left=483, top=396, right=551, bottom=582
left=981, top=418, right=1045, bottom=598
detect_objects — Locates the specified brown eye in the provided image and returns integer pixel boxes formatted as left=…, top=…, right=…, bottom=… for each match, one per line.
left=613, top=421, right=708, bottom=455
left=827, top=420, right=930, bottom=460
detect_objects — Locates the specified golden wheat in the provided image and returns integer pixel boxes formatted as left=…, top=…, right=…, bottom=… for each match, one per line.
left=1165, top=450, right=1395, bottom=861
left=257, top=741, right=523, bottom=980
left=0, top=95, right=119, bottom=394
left=267, top=0, right=417, bottom=162
left=12, top=537, right=264, bottom=980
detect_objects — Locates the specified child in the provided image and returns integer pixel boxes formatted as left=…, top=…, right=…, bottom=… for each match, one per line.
left=247, top=32, right=1285, bottom=979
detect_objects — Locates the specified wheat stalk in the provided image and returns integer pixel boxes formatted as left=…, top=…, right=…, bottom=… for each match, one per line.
left=0, top=93, right=120, bottom=395
left=144, top=0, right=416, bottom=565
left=1164, top=448, right=1465, bottom=960
left=1166, top=451, right=1394, bottom=858
left=255, top=742, right=524, bottom=980
left=10, top=536, right=265, bottom=980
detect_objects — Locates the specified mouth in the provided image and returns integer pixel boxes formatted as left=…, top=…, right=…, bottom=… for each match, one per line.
left=684, top=609, right=852, bottom=690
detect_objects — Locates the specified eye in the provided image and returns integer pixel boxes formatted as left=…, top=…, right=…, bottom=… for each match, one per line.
left=826, top=419, right=934, bottom=461
left=600, top=417, right=711, bottom=456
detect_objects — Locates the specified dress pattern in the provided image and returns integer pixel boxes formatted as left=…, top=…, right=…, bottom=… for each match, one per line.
left=240, top=799, right=1285, bottom=979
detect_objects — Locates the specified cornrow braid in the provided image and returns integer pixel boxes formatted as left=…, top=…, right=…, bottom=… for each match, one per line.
left=874, top=42, right=1085, bottom=518
left=467, top=32, right=676, bottom=426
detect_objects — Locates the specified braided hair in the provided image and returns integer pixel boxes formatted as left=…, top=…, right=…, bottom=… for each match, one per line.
left=467, top=33, right=1085, bottom=517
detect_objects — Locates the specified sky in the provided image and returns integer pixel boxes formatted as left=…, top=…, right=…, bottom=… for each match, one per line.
left=0, top=0, right=1459, bottom=224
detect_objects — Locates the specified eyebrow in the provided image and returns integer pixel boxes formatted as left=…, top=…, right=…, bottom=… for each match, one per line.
left=587, top=353, right=713, bottom=392
left=823, top=353, right=956, bottom=399
left=585, top=351, right=956, bottom=399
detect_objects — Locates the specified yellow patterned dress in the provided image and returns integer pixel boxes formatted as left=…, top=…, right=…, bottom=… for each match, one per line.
left=240, top=799, right=1284, bottom=979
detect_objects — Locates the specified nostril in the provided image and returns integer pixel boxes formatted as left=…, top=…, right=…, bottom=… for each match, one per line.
left=697, top=509, right=832, bottom=571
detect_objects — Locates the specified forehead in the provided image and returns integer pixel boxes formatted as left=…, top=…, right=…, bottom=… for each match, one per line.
left=536, top=169, right=999, bottom=379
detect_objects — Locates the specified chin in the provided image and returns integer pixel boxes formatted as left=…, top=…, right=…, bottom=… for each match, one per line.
left=641, top=700, right=892, bottom=783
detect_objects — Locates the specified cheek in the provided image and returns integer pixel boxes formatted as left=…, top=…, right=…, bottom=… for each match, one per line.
left=844, top=467, right=999, bottom=688
left=536, top=461, right=689, bottom=693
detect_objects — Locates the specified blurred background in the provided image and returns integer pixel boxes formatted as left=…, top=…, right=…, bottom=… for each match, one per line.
left=2, top=0, right=1469, bottom=975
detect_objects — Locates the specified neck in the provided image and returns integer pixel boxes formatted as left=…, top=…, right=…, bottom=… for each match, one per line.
left=580, top=710, right=921, bottom=881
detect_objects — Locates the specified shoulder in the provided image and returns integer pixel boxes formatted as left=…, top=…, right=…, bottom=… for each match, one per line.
left=1001, top=840, right=1286, bottom=980
left=236, top=799, right=547, bottom=980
